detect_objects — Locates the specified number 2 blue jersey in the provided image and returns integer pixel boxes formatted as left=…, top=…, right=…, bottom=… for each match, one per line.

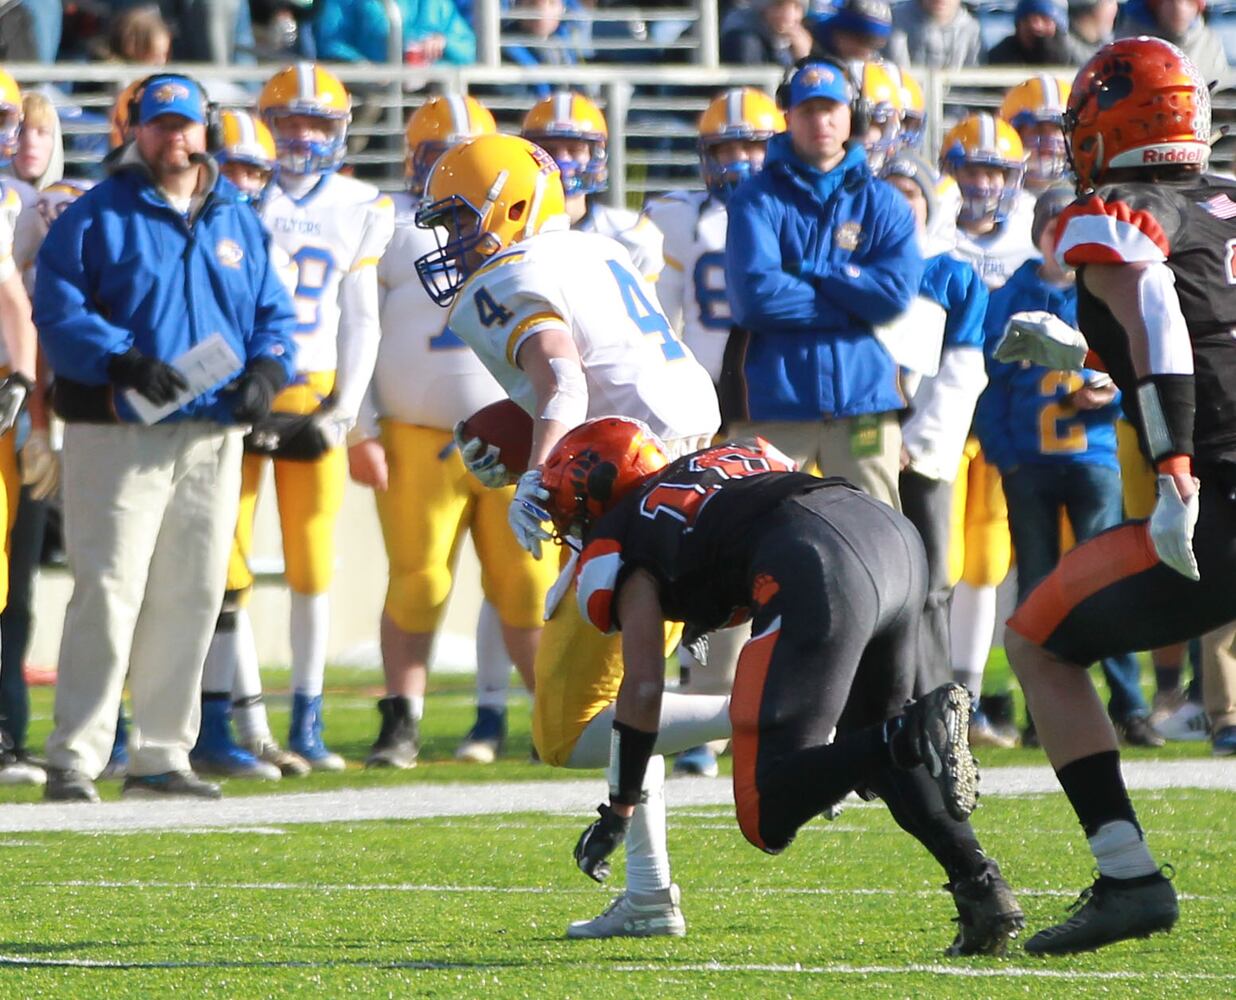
left=975, top=258, right=1120, bottom=472
left=444, top=228, right=720, bottom=443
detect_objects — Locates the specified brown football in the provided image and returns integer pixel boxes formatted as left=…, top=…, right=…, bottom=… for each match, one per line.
left=459, top=399, right=534, bottom=477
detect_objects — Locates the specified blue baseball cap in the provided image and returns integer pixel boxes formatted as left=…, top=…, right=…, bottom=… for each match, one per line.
left=137, top=75, right=207, bottom=126
left=785, top=62, right=853, bottom=110
left=1015, top=0, right=1068, bottom=30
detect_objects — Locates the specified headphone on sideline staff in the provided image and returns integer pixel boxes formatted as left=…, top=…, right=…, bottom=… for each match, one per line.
left=775, top=56, right=872, bottom=147
left=126, top=72, right=223, bottom=150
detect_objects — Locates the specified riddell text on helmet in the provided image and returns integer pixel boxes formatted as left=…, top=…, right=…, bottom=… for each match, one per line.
left=1142, top=146, right=1205, bottom=164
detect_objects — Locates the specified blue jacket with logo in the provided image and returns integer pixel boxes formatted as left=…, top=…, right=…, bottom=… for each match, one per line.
left=974, top=258, right=1120, bottom=472
left=724, top=136, right=922, bottom=421
left=35, top=154, right=297, bottom=424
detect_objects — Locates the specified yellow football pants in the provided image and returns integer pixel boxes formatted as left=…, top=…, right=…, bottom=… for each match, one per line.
left=375, top=420, right=556, bottom=634
left=949, top=438, right=1012, bottom=588
left=227, top=372, right=344, bottom=597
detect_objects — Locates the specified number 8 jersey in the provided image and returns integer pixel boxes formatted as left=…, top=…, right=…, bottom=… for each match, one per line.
left=445, top=228, right=720, bottom=443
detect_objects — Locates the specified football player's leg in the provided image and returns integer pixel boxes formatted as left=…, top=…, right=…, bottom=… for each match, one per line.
left=274, top=441, right=347, bottom=770
left=371, top=421, right=471, bottom=767
left=464, top=481, right=556, bottom=761
left=1006, top=492, right=1236, bottom=953
left=566, top=692, right=732, bottom=769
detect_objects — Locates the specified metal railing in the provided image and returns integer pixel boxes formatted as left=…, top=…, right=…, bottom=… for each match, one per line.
left=17, top=61, right=1236, bottom=209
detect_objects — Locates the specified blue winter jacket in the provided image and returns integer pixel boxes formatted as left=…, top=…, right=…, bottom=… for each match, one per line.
left=35, top=156, right=298, bottom=425
left=724, top=136, right=922, bottom=420
left=974, top=258, right=1120, bottom=472
left=314, top=0, right=477, bottom=65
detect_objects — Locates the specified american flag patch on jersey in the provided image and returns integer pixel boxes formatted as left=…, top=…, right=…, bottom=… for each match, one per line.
left=1201, top=194, right=1236, bottom=219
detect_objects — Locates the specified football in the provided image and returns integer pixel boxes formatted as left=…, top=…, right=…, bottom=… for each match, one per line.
left=459, top=399, right=534, bottom=477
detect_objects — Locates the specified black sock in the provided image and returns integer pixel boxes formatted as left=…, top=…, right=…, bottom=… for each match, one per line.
left=1153, top=664, right=1182, bottom=694
left=1056, top=750, right=1141, bottom=837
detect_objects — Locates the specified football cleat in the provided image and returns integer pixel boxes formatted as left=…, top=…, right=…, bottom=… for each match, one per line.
left=1024, top=869, right=1178, bottom=955
left=243, top=736, right=311, bottom=777
left=945, top=858, right=1025, bottom=956
left=566, top=884, right=687, bottom=939
left=900, top=683, right=980, bottom=822
left=672, top=745, right=719, bottom=778
left=122, top=770, right=222, bottom=800
left=1211, top=724, right=1236, bottom=756
left=191, top=696, right=281, bottom=781
left=968, top=709, right=1017, bottom=750
left=365, top=696, right=420, bottom=769
left=99, top=709, right=130, bottom=780
left=289, top=693, right=346, bottom=771
left=455, top=706, right=505, bottom=764
left=1156, top=700, right=1209, bottom=742
left=44, top=767, right=99, bottom=803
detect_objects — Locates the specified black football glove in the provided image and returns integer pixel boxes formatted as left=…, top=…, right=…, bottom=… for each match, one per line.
left=574, top=803, right=631, bottom=883
left=0, top=372, right=33, bottom=435
left=107, top=348, right=188, bottom=406
left=230, top=357, right=288, bottom=424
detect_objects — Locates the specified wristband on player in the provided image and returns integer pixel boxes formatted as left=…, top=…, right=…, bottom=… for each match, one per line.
left=1136, top=376, right=1195, bottom=472
left=608, top=721, right=657, bottom=807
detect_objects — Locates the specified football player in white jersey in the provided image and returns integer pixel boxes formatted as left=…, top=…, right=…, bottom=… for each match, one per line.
left=346, top=94, right=557, bottom=769
left=521, top=91, right=664, bottom=282
left=416, top=134, right=727, bottom=939
left=202, top=63, right=395, bottom=773
left=643, top=86, right=784, bottom=777
left=937, top=113, right=1034, bottom=747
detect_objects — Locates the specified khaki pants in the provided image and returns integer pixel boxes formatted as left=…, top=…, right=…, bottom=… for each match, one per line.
left=46, top=423, right=243, bottom=778
left=1202, top=620, right=1236, bottom=731
left=731, top=413, right=902, bottom=511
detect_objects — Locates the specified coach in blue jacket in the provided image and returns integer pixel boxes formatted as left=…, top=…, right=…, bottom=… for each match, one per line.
left=723, top=60, right=922, bottom=510
left=34, top=74, right=298, bottom=804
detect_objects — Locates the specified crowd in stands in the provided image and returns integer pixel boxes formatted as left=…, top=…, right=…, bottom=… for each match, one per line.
left=0, top=0, right=1226, bottom=75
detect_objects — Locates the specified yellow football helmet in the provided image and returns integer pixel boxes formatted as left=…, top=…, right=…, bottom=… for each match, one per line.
left=939, top=113, right=1026, bottom=224
left=0, top=68, right=19, bottom=164
left=698, top=88, right=784, bottom=200
left=405, top=94, right=497, bottom=195
left=1000, top=74, right=1072, bottom=186
left=216, top=109, right=277, bottom=202
left=521, top=91, right=608, bottom=195
left=258, top=62, right=351, bottom=174
left=858, top=62, right=903, bottom=171
left=885, top=63, right=925, bottom=151
left=109, top=79, right=146, bottom=150
left=414, top=134, right=566, bottom=306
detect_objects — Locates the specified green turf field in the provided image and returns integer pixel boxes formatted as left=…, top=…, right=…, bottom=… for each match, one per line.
left=2, top=658, right=1231, bottom=998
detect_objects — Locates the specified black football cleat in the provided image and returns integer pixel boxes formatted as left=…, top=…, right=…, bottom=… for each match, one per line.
left=1025, top=869, right=1178, bottom=955
left=945, top=859, right=1025, bottom=956
left=901, top=683, right=979, bottom=822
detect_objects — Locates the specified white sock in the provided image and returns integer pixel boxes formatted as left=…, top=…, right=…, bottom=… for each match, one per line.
left=566, top=692, right=732, bottom=769
left=408, top=695, right=424, bottom=721
left=231, top=609, right=271, bottom=743
left=290, top=592, right=330, bottom=697
left=1088, top=820, right=1159, bottom=879
left=201, top=627, right=238, bottom=695
left=624, top=754, right=671, bottom=895
left=950, top=582, right=998, bottom=698
left=475, top=601, right=512, bottom=712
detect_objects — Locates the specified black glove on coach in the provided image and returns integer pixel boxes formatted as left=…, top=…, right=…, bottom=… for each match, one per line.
left=107, top=348, right=189, bottom=406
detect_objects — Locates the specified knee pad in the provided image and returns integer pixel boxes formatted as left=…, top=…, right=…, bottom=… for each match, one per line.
left=385, top=565, right=453, bottom=634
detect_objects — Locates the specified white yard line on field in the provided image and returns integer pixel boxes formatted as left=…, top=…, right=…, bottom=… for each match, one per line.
left=0, top=759, right=1230, bottom=834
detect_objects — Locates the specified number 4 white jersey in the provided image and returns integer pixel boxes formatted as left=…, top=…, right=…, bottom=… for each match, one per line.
left=643, top=190, right=730, bottom=383
left=445, top=228, right=720, bottom=443
left=261, top=172, right=395, bottom=373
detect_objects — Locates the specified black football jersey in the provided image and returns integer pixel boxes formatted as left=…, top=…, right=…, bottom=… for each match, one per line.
left=1056, top=176, right=1236, bottom=464
left=575, top=439, right=841, bottom=634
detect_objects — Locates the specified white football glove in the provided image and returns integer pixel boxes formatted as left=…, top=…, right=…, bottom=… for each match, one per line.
left=19, top=429, right=59, bottom=501
left=994, top=311, right=1090, bottom=371
left=0, top=373, right=31, bottom=435
left=309, top=405, right=352, bottom=451
left=509, top=468, right=552, bottom=559
left=453, top=421, right=509, bottom=489
left=1149, top=474, right=1201, bottom=581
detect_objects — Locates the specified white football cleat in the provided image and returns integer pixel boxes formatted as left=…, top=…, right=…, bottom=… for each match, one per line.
left=566, top=884, right=687, bottom=939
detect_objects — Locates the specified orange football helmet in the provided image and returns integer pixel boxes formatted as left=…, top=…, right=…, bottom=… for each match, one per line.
left=1065, top=37, right=1210, bottom=193
left=541, top=417, right=669, bottom=540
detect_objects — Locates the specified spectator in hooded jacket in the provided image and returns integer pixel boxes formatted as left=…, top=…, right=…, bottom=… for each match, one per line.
left=987, top=0, right=1074, bottom=64
left=887, top=0, right=983, bottom=69
left=721, top=0, right=814, bottom=67
left=809, top=0, right=892, bottom=63
left=1117, top=0, right=1229, bottom=85
left=314, top=0, right=476, bottom=65
left=1066, top=0, right=1118, bottom=62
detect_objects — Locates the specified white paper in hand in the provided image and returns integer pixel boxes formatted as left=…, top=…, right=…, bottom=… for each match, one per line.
left=124, top=333, right=245, bottom=425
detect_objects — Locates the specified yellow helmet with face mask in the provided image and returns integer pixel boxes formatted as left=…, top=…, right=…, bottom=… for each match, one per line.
left=999, top=74, right=1072, bottom=186
left=217, top=109, right=277, bottom=203
left=405, top=94, right=497, bottom=196
left=414, top=133, right=566, bottom=306
left=521, top=91, right=608, bottom=195
left=258, top=62, right=351, bottom=174
left=697, top=87, right=784, bottom=201
left=939, top=113, right=1026, bottom=225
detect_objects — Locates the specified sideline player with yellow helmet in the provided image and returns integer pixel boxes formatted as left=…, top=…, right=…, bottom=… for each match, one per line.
left=857, top=61, right=903, bottom=172
left=415, top=133, right=726, bottom=938
left=521, top=91, right=664, bottom=281
left=198, top=63, right=395, bottom=775
left=214, top=109, right=278, bottom=205
left=886, top=63, right=925, bottom=153
left=345, top=95, right=556, bottom=769
left=999, top=74, right=1071, bottom=192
